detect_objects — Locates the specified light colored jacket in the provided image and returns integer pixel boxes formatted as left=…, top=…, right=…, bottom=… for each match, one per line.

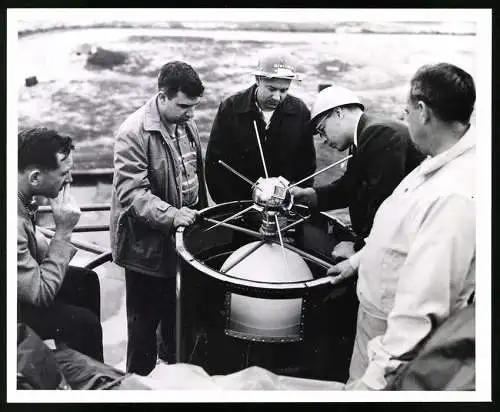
left=110, top=94, right=208, bottom=277
left=17, top=196, right=77, bottom=306
left=351, top=128, right=476, bottom=389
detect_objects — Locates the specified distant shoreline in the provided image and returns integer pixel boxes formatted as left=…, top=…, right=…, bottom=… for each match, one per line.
left=17, top=21, right=476, bottom=39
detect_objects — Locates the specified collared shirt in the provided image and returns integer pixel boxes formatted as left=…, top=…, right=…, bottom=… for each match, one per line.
left=343, top=114, right=362, bottom=168
left=159, top=121, right=199, bottom=207
left=353, top=113, right=361, bottom=147
left=156, top=100, right=199, bottom=208
left=172, top=125, right=199, bottom=207
left=259, top=108, right=274, bottom=130
left=254, top=88, right=275, bottom=131
left=350, top=128, right=476, bottom=389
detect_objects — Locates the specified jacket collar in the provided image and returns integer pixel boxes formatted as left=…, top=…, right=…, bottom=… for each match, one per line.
left=18, top=192, right=37, bottom=220
left=352, top=112, right=365, bottom=147
left=355, top=113, right=369, bottom=147
left=234, top=84, right=298, bottom=115
left=143, top=93, right=163, bottom=133
left=419, top=125, right=475, bottom=176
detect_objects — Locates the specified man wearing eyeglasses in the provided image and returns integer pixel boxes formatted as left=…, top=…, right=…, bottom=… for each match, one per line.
left=290, top=85, right=425, bottom=261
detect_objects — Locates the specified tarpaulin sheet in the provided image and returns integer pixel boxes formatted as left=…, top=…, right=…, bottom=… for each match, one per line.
left=127, top=363, right=345, bottom=390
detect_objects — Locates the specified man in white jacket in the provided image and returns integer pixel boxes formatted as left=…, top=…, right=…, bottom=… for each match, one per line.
left=328, top=63, right=476, bottom=390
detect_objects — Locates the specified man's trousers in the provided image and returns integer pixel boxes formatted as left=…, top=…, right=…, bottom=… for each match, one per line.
left=124, top=270, right=177, bottom=376
left=19, top=266, right=103, bottom=362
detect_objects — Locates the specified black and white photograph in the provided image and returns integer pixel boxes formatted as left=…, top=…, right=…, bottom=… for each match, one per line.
left=7, top=7, right=492, bottom=403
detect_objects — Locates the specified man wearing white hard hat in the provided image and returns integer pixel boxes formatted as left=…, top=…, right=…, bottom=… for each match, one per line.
left=205, top=49, right=316, bottom=203
left=290, top=84, right=425, bottom=260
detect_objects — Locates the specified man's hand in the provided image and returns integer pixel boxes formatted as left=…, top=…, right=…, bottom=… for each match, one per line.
left=49, top=183, right=81, bottom=241
left=288, top=187, right=318, bottom=208
left=173, top=207, right=198, bottom=228
left=331, top=241, right=355, bottom=262
left=327, top=259, right=356, bottom=285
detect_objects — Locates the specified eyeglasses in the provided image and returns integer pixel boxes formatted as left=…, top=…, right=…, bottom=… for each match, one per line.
left=314, top=112, right=331, bottom=135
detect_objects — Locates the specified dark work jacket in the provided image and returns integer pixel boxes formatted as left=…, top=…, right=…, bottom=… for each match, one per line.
left=205, top=84, right=316, bottom=203
left=315, top=113, right=426, bottom=250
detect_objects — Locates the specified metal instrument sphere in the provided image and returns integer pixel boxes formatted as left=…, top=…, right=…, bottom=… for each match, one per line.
left=251, top=176, right=292, bottom=210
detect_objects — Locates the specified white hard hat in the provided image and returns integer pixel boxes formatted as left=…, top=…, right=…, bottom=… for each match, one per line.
left=311, top=85, right=364, bottom=123
left=252, top=50, right=299, bottom=80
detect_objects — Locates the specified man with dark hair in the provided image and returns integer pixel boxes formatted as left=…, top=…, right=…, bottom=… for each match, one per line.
left=205, top=49, right=316, bottom=203
left=110, top=61, right=208, bottom=375
left=17, top=127, right=103, bottom=361
left=328, top=63, right=476, bottom=390
left=290, top=85, right=426, bottom=260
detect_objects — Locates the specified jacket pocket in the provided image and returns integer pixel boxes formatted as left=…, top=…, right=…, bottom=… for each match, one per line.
left=379, top=248, right=405, bottom=313
left=119, top=215, right=164, bottom=273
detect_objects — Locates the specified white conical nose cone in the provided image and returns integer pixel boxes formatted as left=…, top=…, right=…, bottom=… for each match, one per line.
left=221, top=242, right=313, bottom=337
left=221, top=241, right=313, bottom=283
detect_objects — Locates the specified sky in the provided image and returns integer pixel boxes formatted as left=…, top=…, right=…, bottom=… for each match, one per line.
left=10, top=7, right=480, bottom=24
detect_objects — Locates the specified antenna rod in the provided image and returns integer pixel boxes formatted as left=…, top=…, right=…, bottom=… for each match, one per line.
left=253, top=120, right=269, bottom=178
left=278, top=214, right=311, bottom=234
left=287, top=154, right=352, bottom=190
left=220, top=239, right=267, bottom=273
left=202, top=217, right=262, bottom=238
left=275, top=215, right=290, bottom=279
left=218, top=160, right=255, bottom=187
left=204, top=204, right=256, bottom=232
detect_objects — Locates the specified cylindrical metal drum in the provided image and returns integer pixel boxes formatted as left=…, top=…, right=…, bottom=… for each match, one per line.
left=175, top=201, right=358, bottom=382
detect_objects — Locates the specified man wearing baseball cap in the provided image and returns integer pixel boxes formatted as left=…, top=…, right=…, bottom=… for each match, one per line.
left=290, top=85, right=426, bottom=260
left=205, top=49, right=316, bottom=203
